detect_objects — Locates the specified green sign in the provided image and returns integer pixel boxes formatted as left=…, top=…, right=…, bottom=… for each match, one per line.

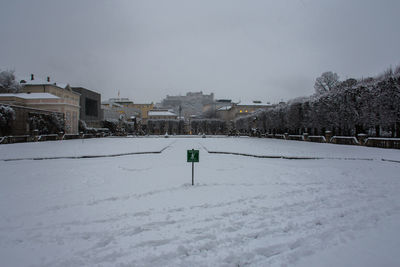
left=187, top=149, right=199, bottom=162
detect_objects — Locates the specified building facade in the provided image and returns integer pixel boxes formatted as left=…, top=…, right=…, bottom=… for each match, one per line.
left=160, top=91, right=214, bottom=119
left=20, top=76, right=80, bottom=133
left=0, top=94, right=65, bottom=135
left=101, top=98, right=154, bottom=122
left=131, top=103, right=154, bottom=120
left=71, top=87, right=102, bottom=127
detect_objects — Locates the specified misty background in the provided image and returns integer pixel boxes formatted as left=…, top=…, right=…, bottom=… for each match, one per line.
left=1, top=0, right=399, bottom=103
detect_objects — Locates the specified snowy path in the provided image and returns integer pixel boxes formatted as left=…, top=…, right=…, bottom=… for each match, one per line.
left=0, top=137, right=400, bottom=266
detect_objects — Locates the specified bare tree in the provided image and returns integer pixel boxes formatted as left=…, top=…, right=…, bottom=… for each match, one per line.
left=0, top=70, right=21, bottom=93
left=314, top=71, right=339, bottom=95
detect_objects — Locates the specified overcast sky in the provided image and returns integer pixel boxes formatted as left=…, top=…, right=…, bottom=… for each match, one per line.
left=1, top=0, right=399, bottom=103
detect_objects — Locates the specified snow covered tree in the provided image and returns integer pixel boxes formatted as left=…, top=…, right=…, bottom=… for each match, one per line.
left=395, top=64, right=400, bottom=77
left=233, top=65, right=399, bottom=137
left=314, top=71, right=340, bottom=95
left=0, top=70, right=21, bottom=93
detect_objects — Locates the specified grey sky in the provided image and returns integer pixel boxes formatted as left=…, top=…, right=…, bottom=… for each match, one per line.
left=1, top=0, right=399, bottom=103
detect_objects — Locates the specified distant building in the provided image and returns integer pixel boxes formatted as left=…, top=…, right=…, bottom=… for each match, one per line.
left=160, top=91, right=214, bottom=119
left=101, top=97, right=154, bottom=122
left=102, top=102, right=140, bottom=121
left=203, top=99, right=233, bottom=117
left=131, top=103, right=154, bottom=120
left=216, top=101, right=274, bottom=121
left=71, top=87, right=102, bottom=127
left=103, top=98, right=133, bottom=107
left=19, top=75, right=80, bottom=134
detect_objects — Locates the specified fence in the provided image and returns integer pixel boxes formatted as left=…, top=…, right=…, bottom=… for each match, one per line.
left=1, top=131, right=399, bottom=150
left=365, top=138, right=400, bottom=149
left=257, top=132, right=399, bottom=149
left=0, top=132, right=109, bottom=145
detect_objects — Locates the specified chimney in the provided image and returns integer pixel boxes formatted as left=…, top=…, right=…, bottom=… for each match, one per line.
left=47, top=76, right=50, bottom=82
left=31, top=74, right=34, bottom=80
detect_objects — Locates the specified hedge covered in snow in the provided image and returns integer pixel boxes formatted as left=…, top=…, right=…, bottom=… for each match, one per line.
left=29, top=112, right=65, bottom=135
left=236, top=67, right=400, bottom=137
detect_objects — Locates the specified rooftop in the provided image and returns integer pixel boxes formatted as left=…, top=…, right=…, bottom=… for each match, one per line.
left=0, top=93, right=60, bottom=100
left=217, top=105, right=232, bottom=111
left=148, top=110, right=177, bottom=117
left=236, top=101, right=273, bottom=107
left=20, top=76, right=68, bottom=90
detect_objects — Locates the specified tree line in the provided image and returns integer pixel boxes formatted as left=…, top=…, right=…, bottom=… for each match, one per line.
left=236, top=66, right=400, bottom=137
left=2, top=67, right=400, bottom=137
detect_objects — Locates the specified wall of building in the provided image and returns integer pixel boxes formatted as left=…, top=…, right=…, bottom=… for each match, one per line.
left=161, top=91, right=214, bottom=118
left=0, top=104, right=64, bottom=136
left=22, top=85, right=80, bottom=133
left=102, top=106, right=141, bottom=121
left=131, top=103, right=154, bottom=119
left=72, top=87, right=102, bottom=124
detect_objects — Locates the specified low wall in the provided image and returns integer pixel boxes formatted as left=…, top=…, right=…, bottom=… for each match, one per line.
left=37, top=134, right=59, bottom=142
left=330, top=136, right=359, bottom=145
left=274, top=134, right=285, bottom=139
left=365, top=138, right=400, bottom=149
left=258, top=133, right=399, bottom=149
left=287, top=135, right=304, bottom=141
left=308, top=136, right=326, bottom=143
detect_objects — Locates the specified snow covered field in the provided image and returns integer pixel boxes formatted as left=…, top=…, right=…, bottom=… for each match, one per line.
left=1, top=137, right=400, bottom=266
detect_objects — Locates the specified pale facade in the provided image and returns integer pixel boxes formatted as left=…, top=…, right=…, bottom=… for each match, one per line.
left=161, top=91, right=214, bottom=118
left=131, top=103, right=154, bottom=119
left=102, top=98, right=154, bottom=121
left=20, top=77, right=80, bottom=134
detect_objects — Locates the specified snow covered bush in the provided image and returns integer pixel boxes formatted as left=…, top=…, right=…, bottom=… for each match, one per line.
left=79, top=119, right=88, bottom=133
left=102, top=119, right=136, bottom=135
left=102, top=119, right=120, bottom=134
left=123, top=121, right=136, bottom=134
left=147, top=119, right=185, bottom=135
left=0, top=105, right=16, bottom=136
left=190, top=119, right=227, bottom=135
left=29, top=112, right=65, bottom=135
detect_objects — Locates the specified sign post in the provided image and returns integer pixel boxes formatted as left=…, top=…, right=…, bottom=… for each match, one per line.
left=187, top=149, right=199, bottom=185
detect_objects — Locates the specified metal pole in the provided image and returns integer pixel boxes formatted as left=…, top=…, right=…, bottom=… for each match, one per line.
left=192, top=161, right=194, bottom=185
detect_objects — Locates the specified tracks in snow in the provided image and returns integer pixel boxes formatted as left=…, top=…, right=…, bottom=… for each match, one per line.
left=200, top=143, right=400, bottom=163
left=1, top=142, right=175, bottom=162
left=10, top=180, right=399, bottom=266
left=2, top=140, right=397, bottom=163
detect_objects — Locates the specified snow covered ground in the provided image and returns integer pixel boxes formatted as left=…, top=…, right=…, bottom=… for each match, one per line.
left=0, top=137, right=399, bottom=266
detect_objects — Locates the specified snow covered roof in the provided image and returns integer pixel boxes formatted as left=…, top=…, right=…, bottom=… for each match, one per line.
left=148, top=110, right=177, bottom=116
left=102, top=101, right=123, bottom=107
left=0, top=93, right=60, bottom=99
left=19, top=76, right=69, bottom=90
left=217, top=105, right=232, bottom=111
left=236, top=101, right=272, bottom=107
left=108, top=98, right=132, bottom=103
